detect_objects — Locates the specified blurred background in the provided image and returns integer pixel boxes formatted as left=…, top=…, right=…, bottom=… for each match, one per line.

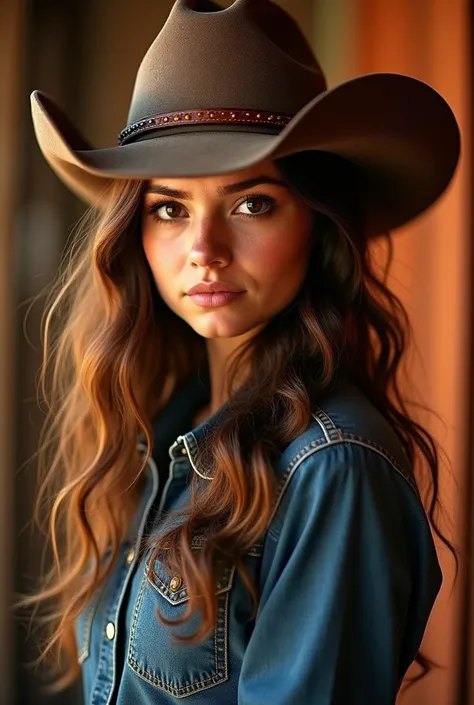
left=0, top=0, right=472, bottom=703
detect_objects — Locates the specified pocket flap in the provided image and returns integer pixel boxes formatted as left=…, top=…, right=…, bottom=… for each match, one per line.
left=146, top=560, right=235, bottom=606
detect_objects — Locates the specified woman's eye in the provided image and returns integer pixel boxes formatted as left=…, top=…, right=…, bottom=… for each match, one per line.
left=147, top=201, right=187, bottom=222
left=235, top=195, right=275, bottom=218
left=146, top=194, right=275, bottom=223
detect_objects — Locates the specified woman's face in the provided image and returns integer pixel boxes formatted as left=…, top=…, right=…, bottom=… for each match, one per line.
left=141, top=159, right=313, bottom=340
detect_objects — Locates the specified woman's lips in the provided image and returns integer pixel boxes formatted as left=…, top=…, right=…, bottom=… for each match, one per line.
left=188, top=291, right=244, bottom=307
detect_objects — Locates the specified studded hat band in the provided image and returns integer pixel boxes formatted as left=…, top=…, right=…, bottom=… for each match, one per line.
left=118, top=108, right=293, bottom=145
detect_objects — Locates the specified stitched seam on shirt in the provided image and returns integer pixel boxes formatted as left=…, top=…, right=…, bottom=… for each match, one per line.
left=311, top=409, right=343, bottom=442
left=127, top=626, right=229, bottom=695
left=127, top=572, right=232, bottom=696
left=146, top=565, right=189, bottom=604
left=267, top=436, right=420, bottom=541
left=220, top=590, right=229, bottom=678
left=341, top=434, right=418, bottom=494
left=127, top=663, right=229, bottom=698
left=268, top=437, right=328, bottom=529
left=128, top=570, right=147, bottom=665
left=106, top=458, right=160, bottom=705
left=191, top=531, right=262, bottom=557
left=145, top=564, right=234, bottom=605
left=90, top=597, right=118, bottom=703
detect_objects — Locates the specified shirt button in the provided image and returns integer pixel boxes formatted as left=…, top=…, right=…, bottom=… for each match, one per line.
left=125, top=548, right=135, bottom=565
left=105, top=622, right=115, bottom=640
left=181, top=447, right=187, bottom=455
left=169, top=575, right=183, bottom=592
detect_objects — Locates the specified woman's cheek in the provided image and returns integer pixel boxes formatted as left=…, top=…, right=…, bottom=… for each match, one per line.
left=142, top=244, right=173, bottom=302
left=246, top=232, right=304, bottom=277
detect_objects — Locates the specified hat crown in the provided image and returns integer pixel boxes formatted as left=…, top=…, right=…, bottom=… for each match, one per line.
left=126, top=0, right=327, bottom=126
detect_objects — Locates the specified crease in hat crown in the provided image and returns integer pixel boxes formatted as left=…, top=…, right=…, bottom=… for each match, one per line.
left=121, top=0, right=327, bottom=145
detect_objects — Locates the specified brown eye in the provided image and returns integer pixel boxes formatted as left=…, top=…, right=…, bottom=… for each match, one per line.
left=146, top=201, right=188, bottom=222
left=246, top=198, right=265, bottom=214
left=162, top=203, right=181, bottom=218
left=235, top=195, right=275, bottom=218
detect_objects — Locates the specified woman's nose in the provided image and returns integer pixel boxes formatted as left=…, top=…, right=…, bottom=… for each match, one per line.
left=188, top=217, right=232, bottom=269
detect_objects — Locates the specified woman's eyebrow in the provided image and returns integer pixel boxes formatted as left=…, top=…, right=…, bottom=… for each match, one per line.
left=144, top=176, right=288, bottom=200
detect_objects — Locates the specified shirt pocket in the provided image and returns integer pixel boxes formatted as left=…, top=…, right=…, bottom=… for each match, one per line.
left=127, top=549, right=235, bottom=699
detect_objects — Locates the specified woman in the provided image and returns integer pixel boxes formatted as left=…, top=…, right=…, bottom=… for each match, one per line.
left=24, top=0, right=460, bottom=703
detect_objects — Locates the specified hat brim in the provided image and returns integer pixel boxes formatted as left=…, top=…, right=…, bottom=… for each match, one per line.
left=31, top=73, right=460, bottom=236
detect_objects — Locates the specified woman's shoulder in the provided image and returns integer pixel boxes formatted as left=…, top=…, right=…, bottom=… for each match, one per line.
left=278, top=376, right=412, bottom=474
left=254, top=380, right=442, bottom=682
left=270, top=376, right=425, bottom=539
left=259, top=378, right=442, bottom=599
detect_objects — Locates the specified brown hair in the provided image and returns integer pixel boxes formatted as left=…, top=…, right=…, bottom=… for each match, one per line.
left=18, top=150, right=457, bottom=690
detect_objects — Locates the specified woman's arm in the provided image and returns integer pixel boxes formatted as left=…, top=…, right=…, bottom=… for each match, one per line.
left=238, top=442, right=442, bottom=705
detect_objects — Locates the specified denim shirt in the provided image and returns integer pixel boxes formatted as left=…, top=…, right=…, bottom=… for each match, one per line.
left=75, top=373, right=442, bottom=705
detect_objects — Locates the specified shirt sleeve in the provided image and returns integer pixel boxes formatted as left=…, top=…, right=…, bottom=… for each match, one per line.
left=238, top=441, right=442, bottom=705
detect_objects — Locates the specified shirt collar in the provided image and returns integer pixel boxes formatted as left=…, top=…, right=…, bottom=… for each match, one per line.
left=138, top=367, right=246, bottom=480
left=169, top=371, right=236, bottom=477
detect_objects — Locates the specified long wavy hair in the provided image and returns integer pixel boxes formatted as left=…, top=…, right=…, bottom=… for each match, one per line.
left=19, top=150, right=457, bottom=691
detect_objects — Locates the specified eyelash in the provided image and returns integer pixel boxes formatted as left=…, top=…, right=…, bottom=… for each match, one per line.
left=145, top=193, right=276, bottom=224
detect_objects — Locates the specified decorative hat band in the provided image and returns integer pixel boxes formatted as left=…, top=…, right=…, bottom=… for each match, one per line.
left=118, top=107, right=293, bottom=145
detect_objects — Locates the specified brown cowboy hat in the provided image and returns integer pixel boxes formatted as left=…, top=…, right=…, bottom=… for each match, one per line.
left=30, top=0, right=460, bottom=237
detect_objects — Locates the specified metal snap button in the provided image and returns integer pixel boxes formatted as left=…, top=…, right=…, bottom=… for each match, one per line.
left=181, top=447, right=187, bottom=455
left=125, top=548, right=135, bottom=565
left=169, top=575, right=183, bottom=592
left=105, top=622, right=115, bottom=640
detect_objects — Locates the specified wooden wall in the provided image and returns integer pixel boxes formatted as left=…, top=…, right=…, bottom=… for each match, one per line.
left=314, top=0, right=471, bottom=702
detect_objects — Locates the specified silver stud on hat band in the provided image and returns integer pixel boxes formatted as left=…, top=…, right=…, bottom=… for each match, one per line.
left=118, top=107, right=293, bottom=145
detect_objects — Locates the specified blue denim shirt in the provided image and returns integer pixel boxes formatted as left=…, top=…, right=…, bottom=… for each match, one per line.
left=75, top=373, right=442, bottom=705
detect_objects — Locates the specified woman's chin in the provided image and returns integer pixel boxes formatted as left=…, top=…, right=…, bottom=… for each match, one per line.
left=188, top=315, right=264, bottom=340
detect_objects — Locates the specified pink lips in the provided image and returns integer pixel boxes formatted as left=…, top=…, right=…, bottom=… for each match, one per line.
left=189, top=291, right=244, bottom=307
left=186, top=280, right=245, bottom=307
